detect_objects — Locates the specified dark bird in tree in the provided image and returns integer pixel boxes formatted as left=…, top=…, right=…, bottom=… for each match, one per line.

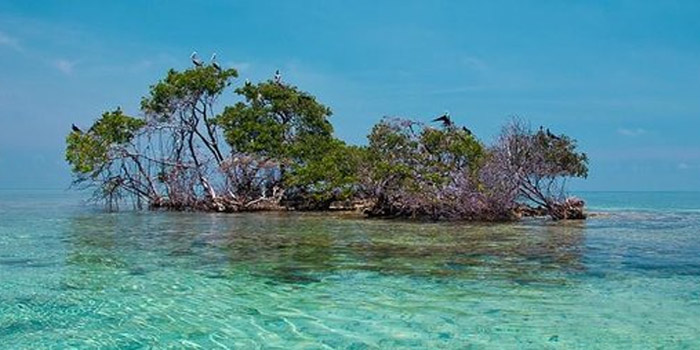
left=71, top=124, right=82, bottom=133
left=274, top=70, right=282, bottom=84
left=245, top=78, right=251, bottom=86
left=191, top=51, right=203, bottom=67
left=211, top=53, right=221, bottom=72
left=462, top=126, right=472, bottom=135
left=432, top=112, right=453, bottom=128
left=545, top=128, right=562, bottom=141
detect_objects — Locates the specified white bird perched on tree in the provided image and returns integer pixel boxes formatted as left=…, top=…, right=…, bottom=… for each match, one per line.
left=274, top=69, right=282, bottom=84
left=211, top=53, right=221, bottom=71
left=191, top=51, right=203, bottom=67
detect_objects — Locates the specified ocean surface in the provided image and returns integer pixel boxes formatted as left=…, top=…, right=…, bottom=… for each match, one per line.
left=1, top=190, right=699, bottom=349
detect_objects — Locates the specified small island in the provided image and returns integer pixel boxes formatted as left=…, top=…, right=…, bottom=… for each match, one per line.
left=5, top=2, right=700, bottom=348
left=66, top=59, right=588, bottom=221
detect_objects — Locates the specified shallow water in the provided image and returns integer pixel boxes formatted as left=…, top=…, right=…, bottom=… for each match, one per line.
left=1, top=190, right=700, bottom=349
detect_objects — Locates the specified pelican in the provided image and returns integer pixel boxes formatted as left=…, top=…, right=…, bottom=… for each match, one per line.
left=211, top=53, right=221, bottom=71
left=274, top=69, right=282, bottom=84
left=432, top=112, right=453, bottom=128
left=71, top=124, right=82, bottom=133
left=191, top=51, right=203, bottom=67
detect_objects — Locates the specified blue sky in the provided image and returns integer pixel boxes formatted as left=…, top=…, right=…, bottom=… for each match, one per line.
left=0, top=0, right=699, bottom=190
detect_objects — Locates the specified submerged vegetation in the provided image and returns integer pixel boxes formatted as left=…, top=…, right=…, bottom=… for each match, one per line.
left=66, top=60, right=588, bottom=221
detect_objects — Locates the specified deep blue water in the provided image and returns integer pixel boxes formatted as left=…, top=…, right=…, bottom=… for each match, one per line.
left=1, top=190, right=699, bottom=349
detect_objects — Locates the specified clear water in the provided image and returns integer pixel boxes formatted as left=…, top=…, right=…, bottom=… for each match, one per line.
left=1, top=190, right=700, bottom=349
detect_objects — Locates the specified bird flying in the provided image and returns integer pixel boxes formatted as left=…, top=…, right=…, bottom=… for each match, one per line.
left=432, top=112, right=453, bottom=127
left=191, top=51, right=203, bottom=67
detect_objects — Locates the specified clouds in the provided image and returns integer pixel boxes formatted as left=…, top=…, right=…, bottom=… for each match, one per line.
left=54, top=59, right=75, bottom=74
left=460, top=56, right=488, bottom=72
left=0, top=23, right=77, bottom=74
left=0, top=30, right=20, bottom=50
left=677, top=163, right=699, bottom=171
left=592, top=146, right=700, bottom=161
left=0, top=14, right=174, bottom=77
left=0, top=31, right=15, bottom=45
left=617, top=128, right=646, bottom=137
left=0, top=2, right=699, bottom=190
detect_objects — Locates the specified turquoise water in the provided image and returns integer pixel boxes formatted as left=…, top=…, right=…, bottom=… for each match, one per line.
left=1, top=190, right=700, bottom=349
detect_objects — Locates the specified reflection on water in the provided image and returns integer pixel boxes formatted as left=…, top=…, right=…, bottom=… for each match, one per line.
left=64, top=212, right=586, bottom=287
left=1, top=191, right=700, bottom=348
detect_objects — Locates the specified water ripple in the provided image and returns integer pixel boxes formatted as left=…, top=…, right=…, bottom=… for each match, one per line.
left=1, top=192, right=700, bottom=348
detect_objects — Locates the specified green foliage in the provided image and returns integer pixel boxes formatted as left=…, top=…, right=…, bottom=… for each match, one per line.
left=64, top=60, right=590, bottom=218
left=65, top=108, right=145, bottom=174
left=214, top=81, right=333, bottom=159
left=90, top=108, right=146, bottom=144
left=65, top=131, right=109, bottom=174
left=365, top=118, right=485, bottom=192
left=215, top=81, right=353, bottom=207
left=533, top=129, right=589, bottom=178
left=285, top=136, right=364, bottom=204
left=420, top=126, right=485, bottom=176
left=141, top=66, right=238, bottom=119
left=365, top=121, right=418, bottom=189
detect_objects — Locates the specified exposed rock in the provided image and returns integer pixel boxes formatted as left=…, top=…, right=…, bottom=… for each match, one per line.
left=549, top=197, right=587, bottom=220
left=515, top=204, right=548, bottom=217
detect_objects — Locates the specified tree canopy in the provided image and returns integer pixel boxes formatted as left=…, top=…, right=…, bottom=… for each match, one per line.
left=215, top=81, right=333, bottom=159
left=66, top=60, right=589, bottom=220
